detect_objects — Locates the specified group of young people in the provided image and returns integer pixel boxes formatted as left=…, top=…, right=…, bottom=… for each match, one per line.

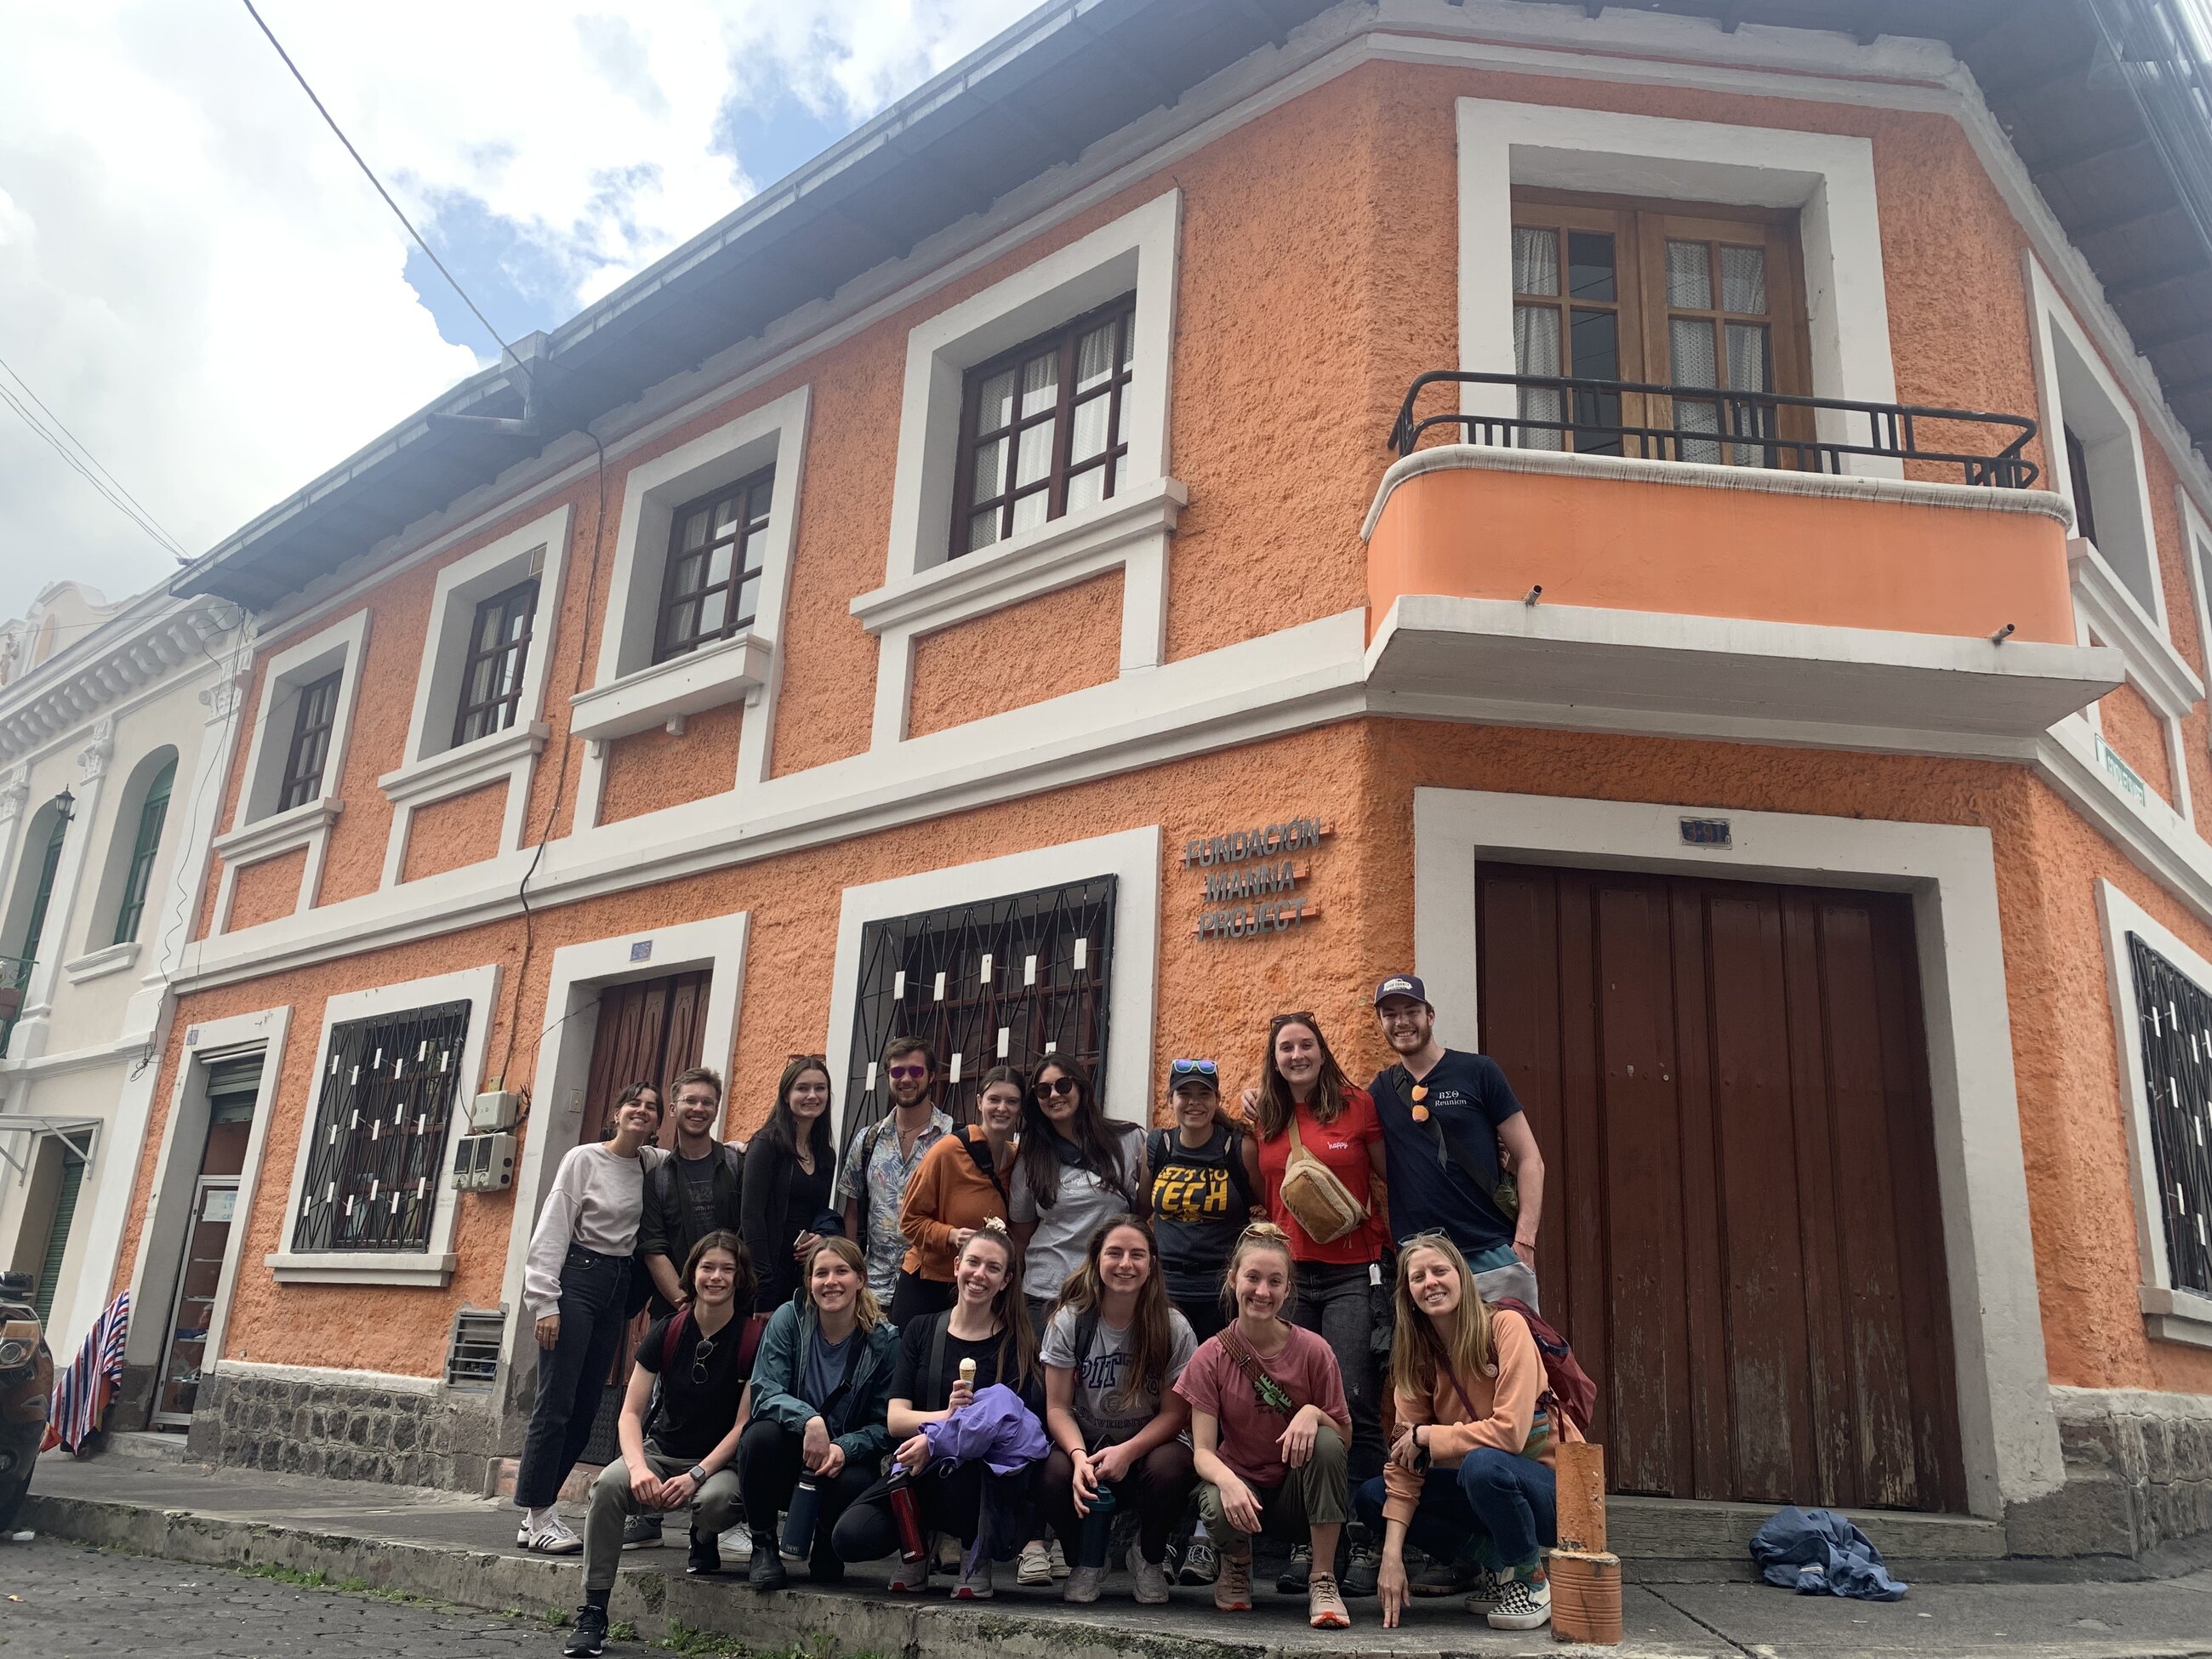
left=516, top=976, right=1574, bottom=1658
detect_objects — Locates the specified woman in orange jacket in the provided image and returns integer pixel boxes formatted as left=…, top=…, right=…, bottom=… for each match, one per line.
left=889, top=1066, right=1023, bottom=1325
left=1359, top=1232, right=1576, bottom=1634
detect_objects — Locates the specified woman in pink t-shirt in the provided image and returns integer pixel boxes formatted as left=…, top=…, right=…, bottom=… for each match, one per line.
left=1175, top=1223, right=1354, bottom=1630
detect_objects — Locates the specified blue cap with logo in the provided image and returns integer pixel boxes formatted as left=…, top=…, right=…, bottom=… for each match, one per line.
left=1373, top=973, right=1428, bottom=1007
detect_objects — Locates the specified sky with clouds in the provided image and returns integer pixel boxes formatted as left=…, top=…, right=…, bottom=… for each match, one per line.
left=0, top=0, right=1035, bottom=625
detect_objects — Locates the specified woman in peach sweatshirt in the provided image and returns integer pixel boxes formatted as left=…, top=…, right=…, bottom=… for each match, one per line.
left=890, top=1066, right=1023, bottom=1325
left=1359, top=1233, right=1576, bottom=1633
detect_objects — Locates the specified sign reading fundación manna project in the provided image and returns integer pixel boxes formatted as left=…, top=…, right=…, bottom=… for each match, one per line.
left=1185, top=816, right=1330, bottom=940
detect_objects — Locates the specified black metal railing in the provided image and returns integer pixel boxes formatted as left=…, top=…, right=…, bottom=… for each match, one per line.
left=1390, top=370, right=2041, bottom=488
left=0, top=955, right=31, bottom=1059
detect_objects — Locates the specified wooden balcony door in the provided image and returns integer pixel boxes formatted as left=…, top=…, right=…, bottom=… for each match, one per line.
left=578, top=969, right=711, bottom=1148
left=1475, top=862, right=1965, bottom=1514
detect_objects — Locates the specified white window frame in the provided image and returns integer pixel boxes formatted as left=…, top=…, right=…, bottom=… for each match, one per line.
left=822, top=826, right=1159, bottom=1128
left=1455, top=100, right=1899, bottom=477
left=2095, top=877, right=2212, bottom=1349
left=376, top=505, right=571, bottom=887
left=211, top=609, right=371, bottom=929
left=854, top=191, right=1184, bottom=749
left=264, top=962, right=499, bottom=1286
left=571, top=387, right=811, bottom=827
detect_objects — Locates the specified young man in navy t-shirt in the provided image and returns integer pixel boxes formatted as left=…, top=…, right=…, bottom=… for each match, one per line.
left=1366, top=974, right=1545, bottom=1311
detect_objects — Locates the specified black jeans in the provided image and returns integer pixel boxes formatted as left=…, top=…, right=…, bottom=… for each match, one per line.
left=515, top=1245, right=630, bottom=1509
left=887, top=1269, right=955, bottom=1328
left=835, top=1457, right=990, bottom=1558
left=1037, top=1440, right=1197, bottom=1565
left=734, top=1419, right=875, bottom=1554
left=1295, top=1260, right=1384, bottom=1486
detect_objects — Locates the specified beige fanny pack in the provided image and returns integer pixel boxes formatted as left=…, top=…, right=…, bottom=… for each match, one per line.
left=1277, top=1112, right=1368, bottom=1245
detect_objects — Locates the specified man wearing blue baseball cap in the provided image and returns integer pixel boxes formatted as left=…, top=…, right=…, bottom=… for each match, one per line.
left=1367, top=974, right=1544, bottom=1312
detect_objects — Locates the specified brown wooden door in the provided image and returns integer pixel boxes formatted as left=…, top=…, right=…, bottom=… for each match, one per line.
left=578, top=970, right=711, bottom=1148
left=1476, top=862, right=1964, bottom=1514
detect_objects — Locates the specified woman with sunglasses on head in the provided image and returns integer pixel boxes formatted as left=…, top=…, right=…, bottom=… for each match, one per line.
left=1176, top=1223, right=1354, bottom=1630
left=1244, top=1012, right=1388, bottom=1599
left=741, top=1057, right=840, bottom=1315
left=832, top=1219, right=1043, bottom=1599
left=1036, top=1217, right=1198, bottom=1605
left=736, top=1234, right=897, bottom=1590
left=562, top=1231, right=758, bottom=1656
left=1360, top=1233, right=1574, bottom=1633
left=517, top=1082, right=669, bottom=1558
left=894, top=1065, right=1025, bottom=1325
left=1148, top=1059, right=1261, bottom=1345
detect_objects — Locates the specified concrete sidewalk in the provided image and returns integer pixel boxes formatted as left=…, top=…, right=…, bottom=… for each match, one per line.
left=18, top=1446, right=2212, bottom=1659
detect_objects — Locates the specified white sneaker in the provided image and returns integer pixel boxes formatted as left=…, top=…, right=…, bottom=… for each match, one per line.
left=1487, top=1573, right=1553, bottom=1630
left=951, top=1557, right=995, bottom=1599
left=1017, top=1540, right=1054, bottom=1586
left=719, top=1525, right=752, bottom=1561
left=1131, top=1548, right=1170, bottom=1605
left=518, top=1513, right=583, bottom=1555
left=1063, top=1564, right=1104, bottom=1603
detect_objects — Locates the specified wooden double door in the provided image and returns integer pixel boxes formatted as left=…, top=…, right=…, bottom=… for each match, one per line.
left=579, top=970, right=711, bottom=1147
left=1476, top=863, right=1964, bottom=1514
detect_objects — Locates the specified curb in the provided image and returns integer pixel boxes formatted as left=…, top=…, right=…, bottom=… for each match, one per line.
left=20, top=1491, right=1598, bottom=1659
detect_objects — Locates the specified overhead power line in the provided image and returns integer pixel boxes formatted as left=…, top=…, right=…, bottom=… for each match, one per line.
left=0, top=353, right=191, bottom=562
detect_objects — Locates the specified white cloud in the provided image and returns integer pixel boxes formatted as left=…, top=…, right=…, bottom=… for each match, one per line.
left=0, top=0, right=1033, bottom=624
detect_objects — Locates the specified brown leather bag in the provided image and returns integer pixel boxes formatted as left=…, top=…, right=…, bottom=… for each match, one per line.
left=1275, top=1113, right=1368, bottom=1245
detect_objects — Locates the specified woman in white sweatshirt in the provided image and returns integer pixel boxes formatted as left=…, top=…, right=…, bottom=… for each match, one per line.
left=515, top=1083, right=668, bottom=1554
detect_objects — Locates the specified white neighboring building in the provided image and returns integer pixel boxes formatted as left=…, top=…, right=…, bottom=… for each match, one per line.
left=0, top=581, right=242, bottom=1357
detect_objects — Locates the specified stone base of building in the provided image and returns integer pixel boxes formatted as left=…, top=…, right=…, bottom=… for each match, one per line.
left=2007, top=1385, right=2212, bottom=1558
left=184, top=1365, right=499, bottom=1494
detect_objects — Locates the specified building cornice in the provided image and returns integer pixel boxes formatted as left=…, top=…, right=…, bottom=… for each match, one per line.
left=0, top=595, right=240, bottom=767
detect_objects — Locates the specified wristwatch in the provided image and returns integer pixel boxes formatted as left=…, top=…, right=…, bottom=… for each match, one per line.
left=687, top=1463, right=710, bottom=1485
left=1411, top=1426, right=1432, bottom=1473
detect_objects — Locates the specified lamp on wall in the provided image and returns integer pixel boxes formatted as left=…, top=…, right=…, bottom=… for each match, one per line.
left=51, top=788, right=74, bottom=825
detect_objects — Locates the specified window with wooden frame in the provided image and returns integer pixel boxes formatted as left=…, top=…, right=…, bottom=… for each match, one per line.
left=1509, top=190, right=1810, bottom=465
left=653, top=469, right=775, bottom=664
left=951, top=296, right=1137, bottom=557
left=111, top=755, right=175, bottom=944
left=451, top=577, right=539, bottom=746
left=277, top=670, right=342, bottom=813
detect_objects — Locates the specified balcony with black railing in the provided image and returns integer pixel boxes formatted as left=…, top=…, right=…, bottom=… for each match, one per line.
left=0, top=956, right=32, bottom=1061
left=1362, top=369, right=2120, bottom=744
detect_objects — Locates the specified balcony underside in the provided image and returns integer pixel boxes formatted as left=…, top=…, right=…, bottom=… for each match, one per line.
left=1368, top=595, right=2123, bottom=750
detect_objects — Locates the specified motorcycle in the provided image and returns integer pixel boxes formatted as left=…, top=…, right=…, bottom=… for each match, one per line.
left=0, top=1270, right=53, bottom=1531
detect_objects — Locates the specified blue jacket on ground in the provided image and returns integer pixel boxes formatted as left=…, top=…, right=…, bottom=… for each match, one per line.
left=1749, top=1506, right=1909, bottom=1601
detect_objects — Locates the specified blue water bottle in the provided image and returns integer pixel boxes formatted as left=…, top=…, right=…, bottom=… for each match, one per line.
left=1076, top=1479, right=1117, bottom=1570
left=780, top=1475, right=821, bottom=1558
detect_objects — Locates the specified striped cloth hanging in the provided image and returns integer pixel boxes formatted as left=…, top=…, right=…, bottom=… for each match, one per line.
left=40, top=1290, right=129, bottom=1457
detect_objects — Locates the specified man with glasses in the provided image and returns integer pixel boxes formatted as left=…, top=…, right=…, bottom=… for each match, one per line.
left=1368, top=976, right=1544, bottom=1311
left=838, top=1035, right=952, bottom=1304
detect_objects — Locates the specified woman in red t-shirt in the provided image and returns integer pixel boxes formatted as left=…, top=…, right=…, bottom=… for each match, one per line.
left=1246, top=1011, right=1387, bottom=1597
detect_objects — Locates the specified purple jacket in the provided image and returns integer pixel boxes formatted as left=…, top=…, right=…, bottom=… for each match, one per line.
left=924, top=1382, right=1047, bottom=1474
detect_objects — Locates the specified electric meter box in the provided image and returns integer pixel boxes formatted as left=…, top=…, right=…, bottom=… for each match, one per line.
left=469, top=1090, right=522, bottom=1132
left=451, top=1132, right=516, bottom=1191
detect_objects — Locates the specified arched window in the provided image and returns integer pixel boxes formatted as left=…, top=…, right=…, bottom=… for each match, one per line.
left=112, top=754, right=177, bottom=944
left=6, top=804, right=68, bottom=966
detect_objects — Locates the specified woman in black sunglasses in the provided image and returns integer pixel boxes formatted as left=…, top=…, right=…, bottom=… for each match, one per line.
left=563, top=1230, right=758, bottom=1656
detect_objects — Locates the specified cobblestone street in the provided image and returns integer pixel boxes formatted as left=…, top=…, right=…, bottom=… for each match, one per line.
left=0, top=1538, right=558, bottom=1658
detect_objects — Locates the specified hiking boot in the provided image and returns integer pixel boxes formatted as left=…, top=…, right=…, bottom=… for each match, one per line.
left=1177, top=1535, right=1217, bottom=1587
left=1308, top=1570, right=1350, bottom=1629
left=1460, top=1565, right=1508, bottom=1611
left=1131, top=1551, right=1171, bottom=1605
left=1017, top=1540, right=1054, bottom=1585
left=747, top=1533, right=788, bottom=1590
left=1341, top=1525, right=1380, bottom=1597
left=1413, top=1551, right=1479, bottom=1596
left=951, top=1557, right=994, bottom=1599
left=520, top=1513, right=583, bottom=1555
left=685, top=1527, right=720, bottom=1576
left=563, top=1605, right=608, bottom=1656
left=1487, top=1572, right=1552, bottom=1630
left=1275, top=1542, right=1310, bottom=1593
left=1214, top=1545, right=1253, bottom=1612
left=1063, top=1564, right=1104, bottom=1603
left=622, top=1512, right=664, bottom=1550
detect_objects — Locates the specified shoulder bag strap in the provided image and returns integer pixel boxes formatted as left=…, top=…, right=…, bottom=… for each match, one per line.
left=927, top=1308, right=952, bottom=1411
left=966, top=1131, right=1010, bottom=1207
left=1219, top=1324, right=1301, bottom=1415
left=659, top=1305, right=691, bottom=1373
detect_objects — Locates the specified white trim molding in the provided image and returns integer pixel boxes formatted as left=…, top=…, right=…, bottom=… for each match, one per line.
left=1411, top=787, right=2063, bottom=1518
left=823, top=827, right=1160, bottom=1131
left=265, top=963, right=500, bottom=1287
left=867, top=191, right=1183, bottom=748
left=576, top=385, right=812, bottom=828
left=2095, top=877, right=2212, bottom=1351
left=1455, top=98, right=1899, bottom=476
left=209, top=797, right=341, bottom=932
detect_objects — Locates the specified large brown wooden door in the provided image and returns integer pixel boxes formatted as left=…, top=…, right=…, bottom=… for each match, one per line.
left=578, top=970, right=711, bottom=1148
left=1477, top=863, right=1964, bottom=1514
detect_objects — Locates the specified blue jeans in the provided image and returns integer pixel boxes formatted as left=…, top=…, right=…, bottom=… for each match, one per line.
left=515, top=1245, right=630, bottom=1509
left=1354, top=1447, right=1556, bottom=1573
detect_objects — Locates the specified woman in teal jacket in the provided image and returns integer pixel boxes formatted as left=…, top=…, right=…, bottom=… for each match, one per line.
left=737, top=1234, right=898, bottom=1588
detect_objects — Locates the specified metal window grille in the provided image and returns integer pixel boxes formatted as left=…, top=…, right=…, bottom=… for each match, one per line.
left=2127, top=932, right=2212, bottom=1295
left=292, top=1000, right=471, bottom=1253
left=841, top=875, right=1117, bottom=1140
left=113, top=756, right=176, bottom=944
left=278, top=671, right=343, bottom=812
left=451, top=578, right=539, bottom=747
left=444, top=1306, right=506, bottom=1389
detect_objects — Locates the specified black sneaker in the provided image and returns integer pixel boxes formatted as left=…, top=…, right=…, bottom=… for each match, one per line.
left=1412, top=1549, right=1480, bottom=1596
left=748, top=1534, right=788, bottom=1590
left=1341, top=1525, right=1380, bottom=1598
left=687, top=1528, right=720, bottom=1576
left=563, top=1605, right=608, bottom=1657
left=807, top=1547, right=845, bottom=1585
left=1276, top=1542, right=1311, bottom=1593
left=622, top=1513, right=664, bottom=1550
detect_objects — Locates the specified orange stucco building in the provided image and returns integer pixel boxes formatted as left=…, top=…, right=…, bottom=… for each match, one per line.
left=77, top=0, right=2212, bottom=1559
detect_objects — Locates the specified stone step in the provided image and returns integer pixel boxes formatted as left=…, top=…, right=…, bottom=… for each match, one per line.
left=1609, top=1494, right=2004, bottom=1571
left=101, top=1431, right=190, bottom=1464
